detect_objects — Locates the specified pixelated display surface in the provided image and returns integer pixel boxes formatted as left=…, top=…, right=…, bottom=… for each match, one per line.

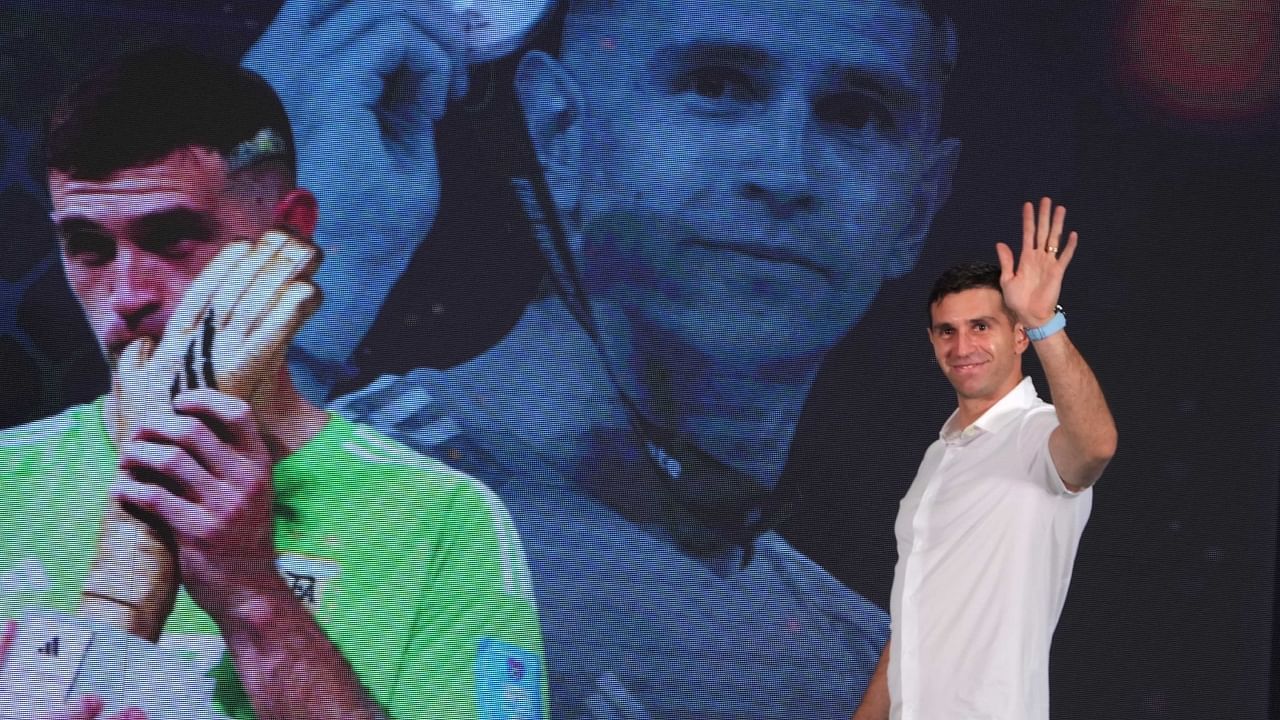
left=0, top=0, right=1277, bottom=718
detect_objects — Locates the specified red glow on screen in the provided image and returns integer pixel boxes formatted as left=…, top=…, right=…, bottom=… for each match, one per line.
left=1119, top=0, right=1280, bottom=120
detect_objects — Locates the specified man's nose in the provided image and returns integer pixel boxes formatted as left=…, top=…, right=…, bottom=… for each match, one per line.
left=108, top=250, right=164, bottom=326
left=954, top=328, right=978, bottom=355
left=739, top=95, right=816, bottom=217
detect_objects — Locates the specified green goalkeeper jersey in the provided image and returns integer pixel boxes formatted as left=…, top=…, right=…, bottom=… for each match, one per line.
left=0, top=398, right=547, bottom=719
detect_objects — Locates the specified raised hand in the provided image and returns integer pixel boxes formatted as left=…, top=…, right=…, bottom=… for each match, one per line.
left=995, top=197, right=1079, bottom=329
left=244, top=0, right=469, bottom=393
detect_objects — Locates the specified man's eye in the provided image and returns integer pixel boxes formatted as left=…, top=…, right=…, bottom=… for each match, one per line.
left=975, top=323, right=989, bottom=331
left=815, top=92, right=894, bottom=132
left=677, top=66, right=759, bottom=103
left=61, top=233, right=114, bottom=266
left=140, top=234, right=197, bottom=258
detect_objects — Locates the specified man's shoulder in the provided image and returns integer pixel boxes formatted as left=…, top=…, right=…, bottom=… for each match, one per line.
left=0, top=399, right=107, bottom=456
left=328, top=372, right=464, bottom=451
left=318, top=414, right=539, bottom=599
left=328, top=370, right=544, bottom=490
left=310, top=411, right=454, bottom=471
left=1012, top=399, right=1059, bottom=440
left=284, top=411, right=519, bottom=534
left=753, top=532, right=887, bottom=626
left=0, top=400, right=113, bottom=507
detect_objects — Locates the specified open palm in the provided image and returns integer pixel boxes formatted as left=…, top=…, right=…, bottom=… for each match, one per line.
left=996, top=197, right=1078, bottom=328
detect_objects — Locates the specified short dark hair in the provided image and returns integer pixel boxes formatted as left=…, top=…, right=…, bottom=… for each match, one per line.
left=927, top=262, right=1013, bottom=324
left=46, top=46, right=295, bottom=181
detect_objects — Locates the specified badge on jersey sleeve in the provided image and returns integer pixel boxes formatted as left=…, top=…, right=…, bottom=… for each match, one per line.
left=275, top=553, right=341, bottom=615
left=475, top=637, right=544, bottom=720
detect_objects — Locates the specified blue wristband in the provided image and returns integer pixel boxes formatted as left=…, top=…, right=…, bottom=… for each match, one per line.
left=1026, top=311, right=1066, bottom=341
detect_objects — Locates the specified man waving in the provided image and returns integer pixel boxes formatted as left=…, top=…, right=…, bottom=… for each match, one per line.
left=854, top=198, right=1117, bottom=720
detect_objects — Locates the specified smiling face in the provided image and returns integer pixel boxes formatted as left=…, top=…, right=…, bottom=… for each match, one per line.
left=541, top=0, right=959, bottom=367
left=49, top=147, right=274, bottom=366
left=928, top=287, right=1028, bottom=409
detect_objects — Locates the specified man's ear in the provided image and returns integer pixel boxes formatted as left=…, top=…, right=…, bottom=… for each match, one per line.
left=515, top=50, right=585, bottom=223
left=1014, top=321, right=1030, bottom=355
left=888, top=137, right=962, bottom=278
left=272, top=188, right=318, bottom=238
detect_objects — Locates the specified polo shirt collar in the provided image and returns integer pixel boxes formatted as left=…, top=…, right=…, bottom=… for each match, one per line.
left=940, top=376, right=1038, bottom=441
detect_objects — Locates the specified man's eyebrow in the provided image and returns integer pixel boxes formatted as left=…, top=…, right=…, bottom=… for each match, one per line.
left=54, top=216, right=109, bottom=237
left=651, top=40, right=779, bottom=72
left=830, top=63, right=922, bottom=111
left=835, top=68, right=894, bottom=98
left=127, top=207, right=217, bottom=243
left=932, top=315, right=1001, bottom=330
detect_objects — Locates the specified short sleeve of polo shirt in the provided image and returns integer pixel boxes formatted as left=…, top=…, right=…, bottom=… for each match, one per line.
left=386, top=483, right=548, bottom=719
left=260, top=418, right=547, bottom=720
left=1017, top=406, right=1083, bottom=498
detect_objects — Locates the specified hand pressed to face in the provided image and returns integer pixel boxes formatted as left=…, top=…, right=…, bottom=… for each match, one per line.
left=51, top=146, right=320, bottom=438
left=114, top=230, right=320, bottom=440
left=113, top=390, right=281, bottom=620
left=995, top=196, right=1079, bottom=328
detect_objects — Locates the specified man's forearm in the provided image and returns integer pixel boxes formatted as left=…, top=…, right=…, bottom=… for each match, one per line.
left=1033, top=329, right=1117, bottom=489
left=851, top=642, right=891, bottom=720
left=216, top=576, right=385, bottom=720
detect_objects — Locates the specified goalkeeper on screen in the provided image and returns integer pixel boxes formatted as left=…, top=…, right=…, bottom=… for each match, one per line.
left=0, top=46, right=546, bottom=720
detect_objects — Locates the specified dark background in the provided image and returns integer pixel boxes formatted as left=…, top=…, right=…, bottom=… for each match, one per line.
left=1, top=1, right=1277, bottom=717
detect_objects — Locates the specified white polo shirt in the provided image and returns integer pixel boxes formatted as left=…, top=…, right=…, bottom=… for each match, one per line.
left=889, top=377, right=1092, bottom=720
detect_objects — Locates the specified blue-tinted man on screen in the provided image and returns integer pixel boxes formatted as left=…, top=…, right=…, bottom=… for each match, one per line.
left=247, top=0, right=960, bottom=717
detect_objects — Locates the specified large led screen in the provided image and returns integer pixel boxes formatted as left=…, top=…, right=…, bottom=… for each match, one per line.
left=0, top=1, right=1277, bottom=718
